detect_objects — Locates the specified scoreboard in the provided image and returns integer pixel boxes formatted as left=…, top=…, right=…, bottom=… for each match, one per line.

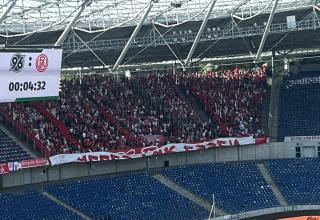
left=0, top=49, right=62, bottom=103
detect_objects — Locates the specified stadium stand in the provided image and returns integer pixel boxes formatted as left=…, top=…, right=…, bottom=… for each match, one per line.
left=278, top=73, right=320, bottom=140
left=265, top=158, right=320, bottom=205
left=0, top=68, right=267, bottom=156
left=0, top=128, right=30, bottom=163
left=1, top=159, right=320, bottom=219
left=0, top=190, right=81, bottom=220
left=46, top=173, right=209, bottom=220
left=185, top=67, right=267, bottom=138
left=45, top=79, right=130, bottom=152
left=160, top=162, right=279, bottom=213
left=0, top=103, right=77, bottom=155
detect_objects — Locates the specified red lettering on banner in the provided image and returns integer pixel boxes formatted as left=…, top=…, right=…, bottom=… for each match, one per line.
left=196, top=145, right=205, bottom=150
left=125, top=149, right=136, bottom=155
left=184, top=145, right=193, bottom=151
left=77, top=155, right=87, bottom=162
left=151, top=149, right=163, bottom=156
left=207, top=142, right=217, bottom=148
left=99, top=155, right=110, bottom=161
left=87, top=155, right=99, bottom=161
left=142, top=146, right=158, bottom=154
left=49, top=136, right=259, bottom=165
left=216, top=140, right=226, bottom=146
left=233, top=139, right=240, bottom=146
left=164, top=145, right=175, bottom=154
left=110, top=154, right=119, bottom=160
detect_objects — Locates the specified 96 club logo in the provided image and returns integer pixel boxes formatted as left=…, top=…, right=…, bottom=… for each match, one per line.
left=9, top=53, right=25, bottom=73
left=36, top=54, right=49, bottom=72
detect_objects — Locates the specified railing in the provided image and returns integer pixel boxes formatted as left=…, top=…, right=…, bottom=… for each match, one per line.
left=62, top=16, right=320, bottom=53
left=0, top=110, right=51, bottom=158
left=30, top=102, right=84, bottom=151
left=98, top=107, right=141, bottom=146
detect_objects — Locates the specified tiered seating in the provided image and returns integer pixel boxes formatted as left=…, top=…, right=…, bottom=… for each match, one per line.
left=278, top=73, right=320, bottom=140
left=1, top=103, right=77, bottom=155
left=94, top=74, right=220, bottom=145
left=185, top=67, right=266, bottom=137
left=139, top=74, right=221, bottom=143
left=46, top=79, right=131, bottom=152
left=46, top=173, right=209, bottom=220
left=265, top=158, right=320, bottom=204
left=0, top=68, right=267, bottom=155
left=0, top=190, right=81, bottom=220
left=161, top=162, right=279, bottom=213
left=0, top=129, right=30, bottom=163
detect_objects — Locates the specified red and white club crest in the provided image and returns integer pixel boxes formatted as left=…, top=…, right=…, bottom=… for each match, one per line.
left=36, top=54, right=48, bottom=72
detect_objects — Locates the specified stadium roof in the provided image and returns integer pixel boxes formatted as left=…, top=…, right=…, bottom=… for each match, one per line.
left=0, top=0, right=315, bottom=36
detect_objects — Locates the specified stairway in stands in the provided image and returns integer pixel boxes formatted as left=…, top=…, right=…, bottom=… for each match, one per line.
left=153, top=173, right=228, bottom=217
left=262, top=84, right=271, bottom=137
left=0, top=123, right=38, bottom=158
left=257, top=163, right=288, bottom=206
left=98, top=107, right=140, bottom=146
left=42, top=192, right=92, bottom=220
left=177, top=84, right=212, bottom=123
left=189, top=87, right=228, bottom=136
left=31, top=102, right=83, bottom=150
left=268, top=74, right=283, bottom=142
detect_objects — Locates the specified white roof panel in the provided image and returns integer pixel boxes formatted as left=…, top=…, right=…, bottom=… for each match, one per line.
left=0, top=0, right=315, bottom=36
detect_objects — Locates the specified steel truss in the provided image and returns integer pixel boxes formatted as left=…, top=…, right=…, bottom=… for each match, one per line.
left=62, top=13, right=320, bottom=55
left=0, top=0, right=315, bottom=35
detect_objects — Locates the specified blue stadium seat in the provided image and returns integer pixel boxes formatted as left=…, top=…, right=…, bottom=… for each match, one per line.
left=0, top=129, right=31, bottom=163
left=0, top=190, right=81, bottom=220
left=265, top=158, right=320, bottom=205
left=278, top=73, right=320, bottom=140
left=161, top=162, right=279, bottom=213
left=46, top=173, right=209, bottom=220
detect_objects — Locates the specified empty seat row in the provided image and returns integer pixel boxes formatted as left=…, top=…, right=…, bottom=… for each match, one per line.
left=0, top=129, right=31, bottom=163
left=160, top=162, right=279, bottom=213
left=46, top=173, right=209, bottom=220
left=265, top=158, right=320, bottom=205
left=0, top=190, right=81, bottom=220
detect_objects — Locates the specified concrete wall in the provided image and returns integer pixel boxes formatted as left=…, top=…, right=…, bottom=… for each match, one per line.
left=2, top=141, right=320, bottom=188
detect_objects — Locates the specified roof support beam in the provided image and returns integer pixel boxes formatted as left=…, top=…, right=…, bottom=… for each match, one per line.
left=255, top=0, right=279, bottom=61
left=185, top=0, right=217, bottom=65
left=0, top=0, right=16, bottom=24
left=54, top=4, right=86, bottom=46
left=112, top=1, right=154, bottom=71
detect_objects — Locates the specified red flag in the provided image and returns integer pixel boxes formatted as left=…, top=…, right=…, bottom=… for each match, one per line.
left=0, top=164, right=9, bottom=175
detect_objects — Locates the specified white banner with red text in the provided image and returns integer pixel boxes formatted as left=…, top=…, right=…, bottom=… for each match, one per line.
left=284, top=135, right=320, bottom=142
left=0, top=158, right=49, bottom=175
left=49, top=136, right=266, bottom=166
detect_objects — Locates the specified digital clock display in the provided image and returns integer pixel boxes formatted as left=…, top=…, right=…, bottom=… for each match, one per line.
left=8, top=81, right=46, bottom=92
left=0, top=49, right=62, bottom=103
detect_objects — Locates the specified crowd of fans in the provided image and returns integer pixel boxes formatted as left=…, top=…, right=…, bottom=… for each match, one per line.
left=138, top=74, right=222, bottom=143
left=0, top=66, right=267, bottom=155
left=184, top=66, right=266, bottom=137
left=0, top=103, right=74, bottom=155
left=45, top=80, right=130, bottom=152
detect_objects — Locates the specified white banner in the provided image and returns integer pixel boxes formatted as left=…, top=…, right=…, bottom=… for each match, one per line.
left=7, top=162, right=21, bottom=171
left=284, top=135, right=320, bottom=142
left=49, top=136, right=259, bottom=166
left=0, top=49, right=62, bottom=103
